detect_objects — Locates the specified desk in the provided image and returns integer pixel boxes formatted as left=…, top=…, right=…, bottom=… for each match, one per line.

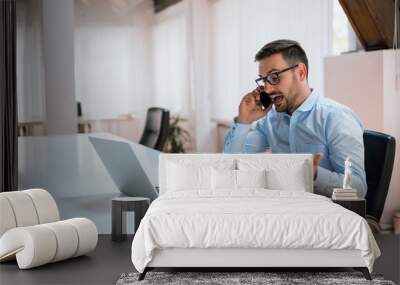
left=18, top=121, right=45, bottom=136
left=18, top=133, right=154, bottom=234
left=78, top=114, right=139, bottom=142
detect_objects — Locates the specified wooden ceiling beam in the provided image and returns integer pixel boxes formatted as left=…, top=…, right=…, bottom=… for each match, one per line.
left=153, top=0, right=182, bottom=13
left=339, top=0, right=399, bottom=50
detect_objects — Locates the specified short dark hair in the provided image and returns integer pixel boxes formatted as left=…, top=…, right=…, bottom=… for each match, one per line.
left=255, top=39, right=308, bottom=77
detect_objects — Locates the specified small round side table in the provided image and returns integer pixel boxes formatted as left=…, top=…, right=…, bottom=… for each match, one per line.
left=111, top=196, right=150, bottom=242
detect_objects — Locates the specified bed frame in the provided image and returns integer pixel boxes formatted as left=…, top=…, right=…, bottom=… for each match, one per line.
left=137, top=154, right=372, bottom=281
left=138, top=248, right=371, bottom=280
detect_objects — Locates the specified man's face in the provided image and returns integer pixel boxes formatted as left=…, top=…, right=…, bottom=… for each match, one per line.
left=258, top=53, right=300, bottom=114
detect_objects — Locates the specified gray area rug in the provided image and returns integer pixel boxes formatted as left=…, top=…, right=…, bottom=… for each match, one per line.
left=116, top=271, right=396, bottom=285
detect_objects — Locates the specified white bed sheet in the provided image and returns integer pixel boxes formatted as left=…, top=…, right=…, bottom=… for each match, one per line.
left=131, top=190, right=380, bottom=273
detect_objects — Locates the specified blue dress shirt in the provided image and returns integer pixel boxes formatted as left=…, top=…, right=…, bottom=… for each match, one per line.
left=224, top=91, right=367, bottom=198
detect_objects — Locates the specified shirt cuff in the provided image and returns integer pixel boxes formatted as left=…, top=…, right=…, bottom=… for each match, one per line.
left=232, top=118, right=252, bottom=134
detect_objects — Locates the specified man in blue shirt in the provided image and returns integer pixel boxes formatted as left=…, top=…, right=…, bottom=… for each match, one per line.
left=224, top=39, right=367, bottom=198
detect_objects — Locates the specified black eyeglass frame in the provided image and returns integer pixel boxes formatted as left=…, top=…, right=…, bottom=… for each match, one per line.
left=255, top=64, right=299, bottom=87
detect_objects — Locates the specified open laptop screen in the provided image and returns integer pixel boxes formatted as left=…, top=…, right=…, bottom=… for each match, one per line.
left=89, top=136, right=159, bottom=200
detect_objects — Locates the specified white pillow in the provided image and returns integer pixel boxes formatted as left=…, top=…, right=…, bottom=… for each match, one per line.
left=238, top=158, right=310, bottom=192
left=167, top=162, right=211, bottom=191
left=266, top=163, right=307, bottom=191
left=211, top=169, right=267, bottom=190
left=211, top=168, right=236, bottom=190
left=236, top=169, right=267, bottom=188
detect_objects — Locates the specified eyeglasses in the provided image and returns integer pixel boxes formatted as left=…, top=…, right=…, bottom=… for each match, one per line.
left=255, top=64, right=299, bottom=87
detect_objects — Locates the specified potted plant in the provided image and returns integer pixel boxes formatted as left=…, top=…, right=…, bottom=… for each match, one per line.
left=163, top=116, right=191, bottom=153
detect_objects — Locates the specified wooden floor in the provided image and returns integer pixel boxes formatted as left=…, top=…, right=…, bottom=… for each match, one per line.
left=0, top=235, right=134, bottom=285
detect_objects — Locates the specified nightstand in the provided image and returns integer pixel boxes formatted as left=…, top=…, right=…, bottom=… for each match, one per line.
left=332, top=199, right=366, bottom=218
left=111, top=197, right=150, bottom=242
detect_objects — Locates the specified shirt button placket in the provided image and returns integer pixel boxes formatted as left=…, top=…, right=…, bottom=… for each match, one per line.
left=288, top=114, right=297, bottom=153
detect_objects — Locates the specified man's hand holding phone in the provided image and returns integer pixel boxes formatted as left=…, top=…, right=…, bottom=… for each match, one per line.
left=237, top=88, right=272, bottom=124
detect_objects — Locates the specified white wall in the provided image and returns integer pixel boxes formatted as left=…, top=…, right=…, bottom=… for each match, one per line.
left=74, top=0, right=154, bottom=124
left=16, top=0, right=45, bottom=123
left=325, top=50, right=400, bottom=228
left=17, top=0, right=155, bottom=136
left=42, top=0, right=77, bottom=134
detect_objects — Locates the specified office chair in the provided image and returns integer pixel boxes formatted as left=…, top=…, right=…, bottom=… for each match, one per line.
left=139, top=107, right=170, bottom=151
left=364, top=130, right=396, bottom=231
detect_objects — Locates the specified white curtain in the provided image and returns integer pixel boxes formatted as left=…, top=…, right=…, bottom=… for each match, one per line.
left=186, top=0, right=217, bottom=152
left=209, top=0, right=333, bottom=121
left=151, top=2, right=189, bottom=115
left=74, top=0, right=154, bottom=120
left=150, top=0, right=217, bottom=152
left=151, top=0, right=333, bottom=152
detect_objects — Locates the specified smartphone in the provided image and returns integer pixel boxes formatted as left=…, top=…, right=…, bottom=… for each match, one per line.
left=259, top=91, right=272, bottom=109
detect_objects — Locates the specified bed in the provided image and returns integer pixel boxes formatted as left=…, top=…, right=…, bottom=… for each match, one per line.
left=131, top=154, right=380, bottom=280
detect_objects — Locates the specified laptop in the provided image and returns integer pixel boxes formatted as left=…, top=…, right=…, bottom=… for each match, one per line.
left=89, top=136, right=159, bottom=200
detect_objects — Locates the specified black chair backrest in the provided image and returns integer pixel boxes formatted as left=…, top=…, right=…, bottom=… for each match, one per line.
left=364, top=130, right=396, bottom=223
left=139, top=107, right=170, bottom=151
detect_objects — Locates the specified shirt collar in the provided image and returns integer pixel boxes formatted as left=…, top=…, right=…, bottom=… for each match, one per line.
left=269, top=89, right=319, bottom=118
left=294, top=89, right=319, bottom=113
